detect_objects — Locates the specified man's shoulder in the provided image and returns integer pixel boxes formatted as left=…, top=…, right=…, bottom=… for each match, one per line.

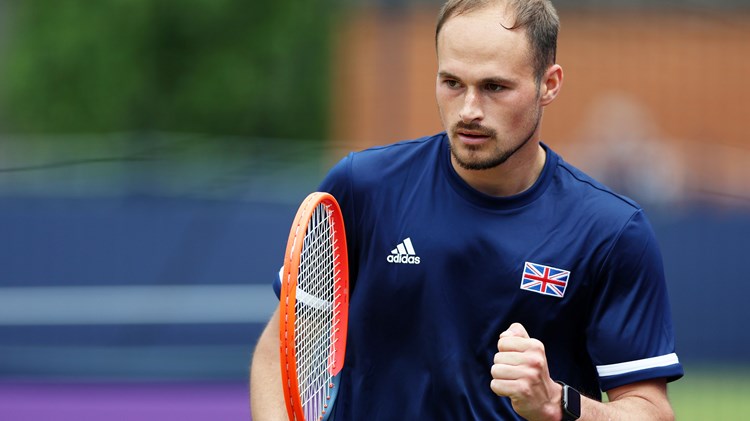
left=320, top=132, right=445, bottom=197
left=551, top=152, right=643, bottom=219
left=348, top=132, right=445, bottom=176
left=354, top=133, right=443, bottom=160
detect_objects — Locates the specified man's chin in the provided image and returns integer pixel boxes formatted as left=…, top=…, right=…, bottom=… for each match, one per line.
left=451, top=148, right=507, bottom=171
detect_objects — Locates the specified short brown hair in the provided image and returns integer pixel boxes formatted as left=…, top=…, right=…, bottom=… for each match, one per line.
left=436, top=0, right=559, bottom=83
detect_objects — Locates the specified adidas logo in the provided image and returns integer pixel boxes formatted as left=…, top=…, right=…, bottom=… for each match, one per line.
left=386, top=237, right=421, bottom=265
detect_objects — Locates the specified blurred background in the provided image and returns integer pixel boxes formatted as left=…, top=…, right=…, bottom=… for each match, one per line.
left=0, top=0, right=747, bottom=420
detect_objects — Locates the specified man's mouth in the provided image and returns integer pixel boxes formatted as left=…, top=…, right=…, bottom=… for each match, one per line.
left=456, top=130, right=491, bottom=145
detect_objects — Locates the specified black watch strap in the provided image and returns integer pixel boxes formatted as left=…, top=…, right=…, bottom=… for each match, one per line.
left=555, top=381, right=581, bottom=421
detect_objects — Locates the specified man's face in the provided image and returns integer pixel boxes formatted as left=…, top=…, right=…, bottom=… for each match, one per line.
left=436, top=5, right=543, bottom=171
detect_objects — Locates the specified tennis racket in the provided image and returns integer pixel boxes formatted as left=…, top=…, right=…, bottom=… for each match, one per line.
left=279, top=192, right=349, bottom=421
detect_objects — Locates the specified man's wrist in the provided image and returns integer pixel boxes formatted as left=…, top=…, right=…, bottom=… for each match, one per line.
left=543, top=382, right=564, bottom=421
left=555, top=381, right=582, bottom=420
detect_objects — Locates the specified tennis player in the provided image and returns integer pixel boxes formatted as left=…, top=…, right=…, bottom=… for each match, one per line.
left=251, top=0, right=683, bottom=419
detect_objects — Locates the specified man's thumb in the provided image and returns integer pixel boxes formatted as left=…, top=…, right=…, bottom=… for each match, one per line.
left=499, top=322, right=529, bottom=339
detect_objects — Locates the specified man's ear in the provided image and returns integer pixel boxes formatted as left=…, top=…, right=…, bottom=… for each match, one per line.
left=539, top=64, right=563, bottom=106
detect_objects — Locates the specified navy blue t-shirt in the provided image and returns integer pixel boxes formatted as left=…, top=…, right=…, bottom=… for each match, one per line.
left=275, top=133, right=683, bottom=420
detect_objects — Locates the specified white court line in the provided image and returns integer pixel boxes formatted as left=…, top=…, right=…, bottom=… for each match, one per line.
left=0, top=285, right=277, bottom=325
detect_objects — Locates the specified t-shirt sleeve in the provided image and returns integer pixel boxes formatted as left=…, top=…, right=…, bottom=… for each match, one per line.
left=586, top=209, right=684, bottom=391
left=271, top=154, right=356, bottom=299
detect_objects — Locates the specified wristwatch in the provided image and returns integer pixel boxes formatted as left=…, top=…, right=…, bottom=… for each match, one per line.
left=555, top=381, right=581, bottom=420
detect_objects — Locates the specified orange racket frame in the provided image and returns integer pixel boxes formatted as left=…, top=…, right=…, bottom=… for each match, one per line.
left=279, top=192, right=349, bottom=421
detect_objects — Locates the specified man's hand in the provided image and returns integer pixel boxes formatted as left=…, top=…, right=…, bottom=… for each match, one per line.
left=490, top=323, right=563, bottom=421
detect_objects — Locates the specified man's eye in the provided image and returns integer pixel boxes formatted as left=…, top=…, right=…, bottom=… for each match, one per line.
left=444, top=80, right=460, bottom=89
left=486, top=83, right=504, bottom=92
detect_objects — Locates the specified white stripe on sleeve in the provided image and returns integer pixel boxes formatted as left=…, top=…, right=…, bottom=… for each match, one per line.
left=596, top=353, right=680, bottom=377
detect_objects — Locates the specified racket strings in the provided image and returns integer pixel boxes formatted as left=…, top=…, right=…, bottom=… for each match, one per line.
left=295, top=202, right=343, bottom=419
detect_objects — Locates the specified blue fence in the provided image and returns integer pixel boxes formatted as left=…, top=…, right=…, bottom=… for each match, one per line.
left=0, top=196, right=747, bottom=380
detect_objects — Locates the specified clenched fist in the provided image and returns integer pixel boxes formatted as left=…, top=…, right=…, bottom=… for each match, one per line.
left=490, top=323, right=563, bottom=421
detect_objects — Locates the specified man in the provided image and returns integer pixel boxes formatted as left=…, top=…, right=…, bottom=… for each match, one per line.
left=251, top=0, right=683, bottom=419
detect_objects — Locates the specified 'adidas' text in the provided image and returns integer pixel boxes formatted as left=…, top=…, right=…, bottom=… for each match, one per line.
left=387, top=254, right=421, bottom=264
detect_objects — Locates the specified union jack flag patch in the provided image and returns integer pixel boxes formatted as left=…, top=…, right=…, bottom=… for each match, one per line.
left=520, top=261, right=571, bottom=298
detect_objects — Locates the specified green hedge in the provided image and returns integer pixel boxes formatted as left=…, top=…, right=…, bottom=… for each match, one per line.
left=0, top=0, right=334, bottom=140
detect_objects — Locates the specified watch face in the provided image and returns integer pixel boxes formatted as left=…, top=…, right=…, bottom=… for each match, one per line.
left=564, top=385, right=581, bottom=419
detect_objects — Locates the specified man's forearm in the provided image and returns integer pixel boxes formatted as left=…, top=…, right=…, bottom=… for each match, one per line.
left=250, top=308, right=288, bottom=421
left=580, top=379, right=674, bottom=421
